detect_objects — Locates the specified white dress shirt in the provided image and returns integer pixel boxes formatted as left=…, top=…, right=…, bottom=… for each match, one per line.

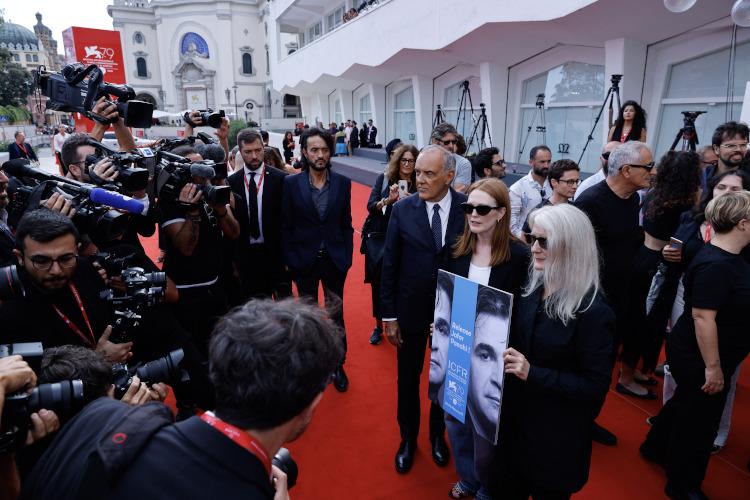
left=244, top=164, right=265, bottom=244
left=425, top=189, right=452, bottom=248
left=509, top=171, right=551, bottom=237
left=574, top=169, right=605, bottom=201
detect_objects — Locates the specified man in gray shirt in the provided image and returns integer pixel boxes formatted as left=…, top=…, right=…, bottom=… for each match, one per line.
left=430, top=123, right=472, bottom=192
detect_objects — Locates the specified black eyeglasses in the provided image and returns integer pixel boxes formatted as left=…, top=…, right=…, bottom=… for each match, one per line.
left=555, top=178, right=581, bottom=187
left=601, top=152, right=611, bottom=160
left=492, top=159, right=506, bottom=166
left=439, top=139, right=458, bottom=146
left=26, top=253, right=78, bottom=271
left=626, top=162, right=655, bottom=170
left=399, top=158, right=416, bottom=165
left=524, top=233, right=548, bottom=249
left=460, top=202, right=499, bottom=216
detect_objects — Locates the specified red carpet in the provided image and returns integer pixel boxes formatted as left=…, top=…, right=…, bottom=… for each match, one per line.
left=146, top=181, right=750, bottom=499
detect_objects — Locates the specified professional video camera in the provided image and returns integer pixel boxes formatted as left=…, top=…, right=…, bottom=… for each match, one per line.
left=0, top=342, right=84, bottom=453
left=98, top=257, right=167, bottom=344
left=669, top=111, right=707, bottom=151
left=3, top=160, right=145, bottom=242
left=34, top=63, right=153, bottom=128
left=183, top=109, right=225, bottom=129
left=157, top=133, right=228, bottom=180
left=111, top=349, right=188, bottom=400
left=83, top=138, right=150, bottom=192
left=151, top=152, right=231, bottom=207
left=0, top=265, right=25, bottom=302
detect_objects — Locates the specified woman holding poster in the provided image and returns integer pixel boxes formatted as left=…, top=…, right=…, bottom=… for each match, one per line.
left=439, top=177, right=530, bottom=500
left=498, top=204, right=615, bottom=500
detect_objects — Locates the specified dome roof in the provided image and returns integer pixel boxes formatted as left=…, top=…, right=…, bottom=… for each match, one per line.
left=0, top=22, right=40, bottom=51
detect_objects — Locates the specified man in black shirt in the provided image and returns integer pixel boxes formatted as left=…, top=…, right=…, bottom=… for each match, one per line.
left=23, top=299, right=344, bottom=500
left=0, top=209, right=128, bottom=363
left=160, top=147, right=240, bottom=355
left=575, top=140, right=654, bottom=442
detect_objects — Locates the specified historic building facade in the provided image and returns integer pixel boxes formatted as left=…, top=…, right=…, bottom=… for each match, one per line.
left=108, top=0, right=301, bottom=122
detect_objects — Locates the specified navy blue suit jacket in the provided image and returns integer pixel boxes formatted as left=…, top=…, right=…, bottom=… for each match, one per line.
left=380, top=189, right=467, bottom=334
left=8, top=142, right=38, bottom=161
left=281, top=169, right=353, bottom=273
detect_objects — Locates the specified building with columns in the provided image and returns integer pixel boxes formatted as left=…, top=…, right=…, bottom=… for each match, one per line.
left=269, top=0, right=749, bottom=171
left=107, top=0, right=301, bottom=123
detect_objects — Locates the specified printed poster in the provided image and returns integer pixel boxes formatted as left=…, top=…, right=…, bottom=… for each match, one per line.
left=428, top=270, right=513, bottom=445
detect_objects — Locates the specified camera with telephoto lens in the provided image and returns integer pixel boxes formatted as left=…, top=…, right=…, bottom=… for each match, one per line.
left=0, top=265, right=25, bottom=301
left=99, top=260, right=167, bottom=344
left=34, top=63, right=153, bottom=128
left=681, top=111, right=706, bottom=133
left=111, top=349, right=188, bottom=400
left=0, top=342, right=84, bottom=453
left=183, top=109, right=225, bottom=129
left=273, top=447, right=299, bottom=489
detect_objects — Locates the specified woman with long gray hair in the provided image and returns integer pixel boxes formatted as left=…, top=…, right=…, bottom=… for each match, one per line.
left=495, top=204, right=615, bottom=499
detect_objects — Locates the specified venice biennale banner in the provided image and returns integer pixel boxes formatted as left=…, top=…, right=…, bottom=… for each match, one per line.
left=428, top=270, right=513, bottom=444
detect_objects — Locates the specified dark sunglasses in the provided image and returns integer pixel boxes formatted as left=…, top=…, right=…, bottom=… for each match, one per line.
left=492, top=159, right=506, bottom=166
left=524, top=233, right=548, bottom=249
left=439, top=139, right=458, bottom=146
left=460, top=202, right=499, bottom=216
left=601, top=151, right=611, bottom=160
left=626, top=162, right=655, bottom=170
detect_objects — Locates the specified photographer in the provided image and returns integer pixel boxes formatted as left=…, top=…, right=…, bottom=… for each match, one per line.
left=184, top=110, right=230, bottom=161
left=160, top=146, right=239, bottom=354
left=0, top=355, right=60, bottom=499
left=0, top=209, right=130, bottom=363
left=87, top=96, right=137, bottom=152
left=23, top=298, right=344, bottom=500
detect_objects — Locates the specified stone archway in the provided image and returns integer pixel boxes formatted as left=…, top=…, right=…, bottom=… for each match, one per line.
left=172, top=52, right=216, bottom=111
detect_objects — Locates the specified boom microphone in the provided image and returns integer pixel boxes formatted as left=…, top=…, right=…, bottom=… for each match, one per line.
left=2, top=159, right=54, bottom=182
left=88, top=188, right=146, bottom=215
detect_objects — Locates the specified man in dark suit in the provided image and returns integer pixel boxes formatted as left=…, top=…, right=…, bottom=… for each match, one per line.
left=282, top=127, right=353, bottom=392
left=8, top=131, right=38, bottom=162
left=228, top=129, right=287, bottom=299
left=367, top=119, right=377, bottom=145
left=0, top=165, right=15, bottom=265
left=22, top=299, right=344, bottom=500
left=350, top=120, right=360, bottom=150
left=360, top=122, right=369, bottom=147
left=381, top=144, right=467, bottom=473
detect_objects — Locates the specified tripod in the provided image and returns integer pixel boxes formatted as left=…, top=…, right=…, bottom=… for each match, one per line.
left=519, top=93, right=546, bottom=159
left=455, top=80, right=477, bottom=139
left=433, top=104, right=445, bottom=128
left=466, top=103, right=492, bottom=152
left=670, top=111, right=705, bottom=151
left=578, top=74, right=622, bottom=165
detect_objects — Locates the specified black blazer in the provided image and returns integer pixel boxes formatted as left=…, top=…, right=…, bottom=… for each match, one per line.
left=8, top=142, right=38, bottom=161
left=499, top=287, right=615, bottom=493
left=228, top=165, right=286, bottom=255
left=281, top=169, right=353, bottom=273
left=441, top=240, right=531, bottom=297
left=368, top=126, right=377, bottom=144
left=380, top=189, right=467, bottom=334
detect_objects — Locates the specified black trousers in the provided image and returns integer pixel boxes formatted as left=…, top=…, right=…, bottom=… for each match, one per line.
left=642, top=355, right=736, bottom=491
left=621, top=246, right=661, bottom=369
left=293, top=250, right=348, bottom=360
left=173, top=283, right=229, bottom=358
left=397, top=326, right=445, bottom=442
left=503, top=479, right=572, bottom=500
left=237, top=243, right=277, bottom=300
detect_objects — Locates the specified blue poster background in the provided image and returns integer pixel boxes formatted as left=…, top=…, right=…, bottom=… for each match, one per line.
left=443, top=276, right=478, bottom=423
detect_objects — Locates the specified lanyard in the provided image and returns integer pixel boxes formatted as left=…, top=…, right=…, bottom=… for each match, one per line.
left=200, top=412, right=272, bottom=477
left=52, top=283, right=96, bottom=347
left=244, top=167, right=265, bottom=193
left=18, top=143, right=28, bottom=156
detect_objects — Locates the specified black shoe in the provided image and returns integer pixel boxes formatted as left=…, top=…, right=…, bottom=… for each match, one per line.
left=665, top=481, right=709, bottom=500
left=639, top=442, right=665, bottom=466
left=431, top=435, right=450, bottom=467
left=616, top=382, right=657, bottom=400
left=333, top=365, right=349, bottom=392
left=592, top=421, right=617, bottom=446
left=369, top=327, right=382, bottom=345
left=395, top=440, right=416, bottom=473
left=710, top=444, right=723, bottom=454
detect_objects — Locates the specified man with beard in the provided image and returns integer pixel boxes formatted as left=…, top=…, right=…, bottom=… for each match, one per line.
left=0, top=209, right=129, bottom=363
left=509, top=145, right=552, bottom=238
left=281, top=128, right=353, bottom=393
left=703, top=121, right=749, bottom=184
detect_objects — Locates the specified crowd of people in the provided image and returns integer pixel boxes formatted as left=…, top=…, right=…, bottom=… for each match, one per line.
left=0, top=95, right=748, bottom=500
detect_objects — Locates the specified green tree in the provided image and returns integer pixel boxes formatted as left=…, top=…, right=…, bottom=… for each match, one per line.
left=0, top=48, right=32, bottom=107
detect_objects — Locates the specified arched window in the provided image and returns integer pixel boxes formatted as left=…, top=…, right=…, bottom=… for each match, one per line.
left=242, top=53, right=253, bottom=74
left=359, top=94, right=372, bottom=125
left=393, top=87, right=416, bottom=143
left=136, top=57, right=148, bottom=78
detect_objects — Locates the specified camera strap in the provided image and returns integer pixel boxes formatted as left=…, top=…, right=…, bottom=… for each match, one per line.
left=52, top=283, right=96, bottom=347
left=200, top=411, right=272, bottom=477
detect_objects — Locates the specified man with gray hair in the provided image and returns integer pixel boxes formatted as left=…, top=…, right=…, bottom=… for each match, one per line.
left=381, top=144, right=467, bottom=473
left=574, top=141, right=620, bottom=201
left=431, top=123, right=473, bottom=192
left=575, top=140, right=655, bottom=445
